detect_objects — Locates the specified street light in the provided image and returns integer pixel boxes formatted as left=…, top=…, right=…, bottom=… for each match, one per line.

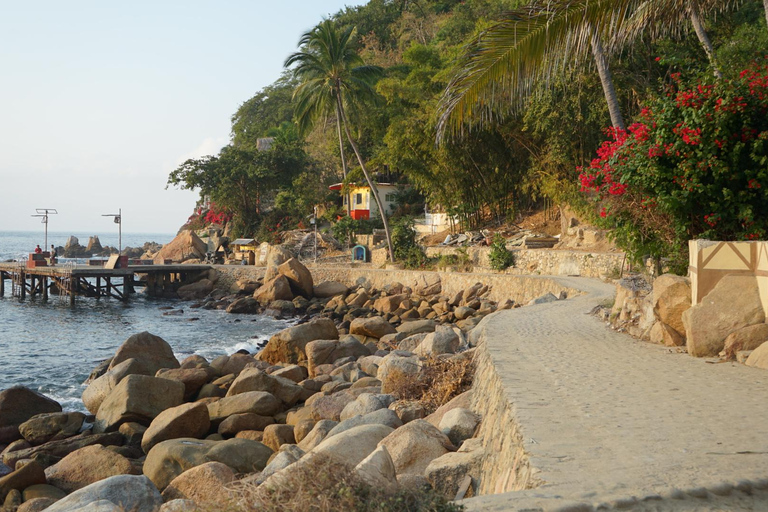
left=102, top=208, right=122, bottom=255
left=31, top=209, right=58, bottom=249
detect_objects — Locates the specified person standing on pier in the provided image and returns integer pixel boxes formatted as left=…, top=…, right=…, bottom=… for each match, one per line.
left=34, top=245, right=42, bottom=254
left=50, top=245, right=57, bottom=265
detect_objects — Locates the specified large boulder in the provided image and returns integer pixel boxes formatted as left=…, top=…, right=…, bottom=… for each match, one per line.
left=329, top=408, right=403, bottom=438
left=263, top=246, right=293, bottom=281
left=313, top=281, right=348, bottom=298
left=683, top=276, right=766, bottom=357
left=310, top=424, right=394, bottom=468
left=43, top=475, right=162, bottom=512
left=746, top=341, right=768, bottom=369
left=218, top=413, right=274, bottom=437
left=378, top=419, right=453, bottom=476
left=94, top=375, right=185, bottom=433
left=438, top=408, right=479, bottom=446
left=354, top=445, right=398, bottom=494
left=425, top=449, right=484, bottom=499
left=373, top=294, right=408, bottom=314
left=414, top=325, right=461, bottom=357
left=155, top=230, right=207, bottom=263
left=144, top=438, right=273, bottom=490
left=225, top=368, right=303, bottom=407
left=0, top=461, right=46, bottom=503
left=44, top=445, right=135, bottom=493
left=722, top=323, right=768, bottom=359
left=652, top=274, right=692, bottom=336
left=225, top=297, right=260, bottom=314
left=339, top=394, right=396, bottom=422
left=177, top=279, right=214, bottom=301
left=19, top=412, right=85, bottom=446
left=277, top=258, right=314, bottom=298
left=306, top=337, right=370, bottom=377
left=253, top=275, right=294, bottom=305
left=378, top=352, right=421, bottom=394
left=206, top=391, right=282, bottom=422
left=308, top=388, right=380, bottom=422
left=161, top=461, right=235, bottom=503
left=350, top=316, right=397, bottom=339
left=141, top=402, right=211, bottom=454
left=2, top=432, right=123, bottom=469
left=82, top=358, right=150, bottom=415
left=0, top=387, right=61, bottom=429
left=396, top=319, right=437, bottom=336
left=155, top=368, right=212, bottom=401
left=109, top=331, right=180, bottom=376
left=256, top=317, right=339, bottom=365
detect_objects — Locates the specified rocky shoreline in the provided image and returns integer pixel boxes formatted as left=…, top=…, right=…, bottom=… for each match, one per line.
left=0, top=251, right=568, bottom=512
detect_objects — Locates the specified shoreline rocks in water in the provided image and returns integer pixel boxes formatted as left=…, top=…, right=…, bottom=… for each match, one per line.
left=0, top=258, right=569, bottom=511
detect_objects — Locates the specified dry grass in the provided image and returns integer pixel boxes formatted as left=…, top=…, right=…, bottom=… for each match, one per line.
left=210, top=454, right=463, bottom=512
left=387, top=355, right=474, bottom=414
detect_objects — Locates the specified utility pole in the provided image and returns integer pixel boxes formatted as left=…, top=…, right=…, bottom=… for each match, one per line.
left=312, top=206, right=318, bottom=263
left=102, top=208, right=122, bottom=254
left=32, top=209, right=58, bottom=249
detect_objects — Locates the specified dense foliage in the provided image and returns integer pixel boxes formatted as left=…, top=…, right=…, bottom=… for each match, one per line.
left=580, top=65, right=768, bottom=270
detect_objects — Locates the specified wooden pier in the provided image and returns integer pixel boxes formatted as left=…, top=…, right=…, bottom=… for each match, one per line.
left=0, top=262, right=212, bottom=305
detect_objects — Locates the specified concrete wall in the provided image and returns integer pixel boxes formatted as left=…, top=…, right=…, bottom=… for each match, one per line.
left=425, top=246, right=626, bottom=279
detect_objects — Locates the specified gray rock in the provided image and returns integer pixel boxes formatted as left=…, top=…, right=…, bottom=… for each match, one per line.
left=43, top=475, right=162, bottom=512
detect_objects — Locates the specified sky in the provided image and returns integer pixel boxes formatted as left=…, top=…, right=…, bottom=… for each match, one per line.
left=0, top=0, right=365, bottom=234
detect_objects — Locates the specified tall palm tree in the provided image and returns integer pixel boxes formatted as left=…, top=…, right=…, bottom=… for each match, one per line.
left=286, top=20, right=396, bottom=262
left=437, top=0, right=729, bottom=139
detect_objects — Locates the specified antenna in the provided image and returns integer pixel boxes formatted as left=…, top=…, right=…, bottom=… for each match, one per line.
left=31, top=208, right=58, bottom=249
left=102, top=208, right=122, bottom=254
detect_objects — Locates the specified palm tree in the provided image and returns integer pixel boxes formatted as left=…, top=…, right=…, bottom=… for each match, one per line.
left=437, top=0, right=729, bottom=139
left=286, top=20, right=396, bottom=262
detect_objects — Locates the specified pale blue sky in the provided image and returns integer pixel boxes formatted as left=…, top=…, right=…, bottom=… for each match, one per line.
left=0, top=0, right=364, bottom=234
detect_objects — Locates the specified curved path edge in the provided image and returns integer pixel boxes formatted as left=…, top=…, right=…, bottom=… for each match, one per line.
left=463, top=276, right=768, bottom=511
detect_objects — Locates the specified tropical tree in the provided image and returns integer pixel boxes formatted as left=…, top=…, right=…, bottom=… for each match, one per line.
left=437, top=0, right=730, bottom=138
left=285, top=19, right=396, bottom=261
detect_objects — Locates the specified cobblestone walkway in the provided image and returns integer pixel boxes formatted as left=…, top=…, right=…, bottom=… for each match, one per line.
left=464, top=277, right=768, bottom=511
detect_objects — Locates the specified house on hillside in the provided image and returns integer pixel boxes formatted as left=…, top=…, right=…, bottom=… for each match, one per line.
left=329, top=182, right=403, bottom=220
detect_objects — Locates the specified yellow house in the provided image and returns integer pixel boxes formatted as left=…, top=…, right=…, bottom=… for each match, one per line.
left=329, top=182, right=401, bottom=220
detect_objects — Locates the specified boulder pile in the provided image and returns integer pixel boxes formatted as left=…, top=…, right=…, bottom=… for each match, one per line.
left=0, top=256, right=548, bottom=510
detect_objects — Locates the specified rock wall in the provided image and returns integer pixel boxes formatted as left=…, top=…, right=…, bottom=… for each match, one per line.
left=471, top=314, right=542, bottom=494
left=425, top=247, right=625, bottom=279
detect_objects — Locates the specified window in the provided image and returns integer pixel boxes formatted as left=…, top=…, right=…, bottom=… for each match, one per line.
left=385, top=193, right=396, bottom=202
left=343, top=195, right=348, bottom=205
left=355, top=193, right=363, bottom=206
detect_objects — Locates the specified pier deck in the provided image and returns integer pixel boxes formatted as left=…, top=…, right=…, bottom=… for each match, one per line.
left=0, top=262, right=211, bottom=304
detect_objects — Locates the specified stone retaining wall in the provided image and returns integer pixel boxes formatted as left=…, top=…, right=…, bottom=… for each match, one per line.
left=424, top=246, right=625, bottom=279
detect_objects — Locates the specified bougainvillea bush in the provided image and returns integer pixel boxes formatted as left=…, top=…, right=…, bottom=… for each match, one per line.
left=579, top=64, right=768, bottom=271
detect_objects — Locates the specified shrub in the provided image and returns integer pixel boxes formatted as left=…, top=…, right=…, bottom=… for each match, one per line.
left=580, top=64, right=768, bottom=270
left=386, top=356, right=474, bottom=414
left=331, top=215, right=384, bottom=246
left=217, top=454, right=464, bottom=512
left=391, top=217, right=433, bottom=269
left=488, top=234, right=515, bottom=271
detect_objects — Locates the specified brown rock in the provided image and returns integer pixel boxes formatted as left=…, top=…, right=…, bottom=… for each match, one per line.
left=0, top=461, right=46, bottom=502
left=373, top=294, right=408, bottom=314
left=206, top=392, right=282, bottom=422
left=210, top=353, right=258, bottom=377
left=277, top=258, right=314, bottom=298
left=155, top=368, right=212, bottom=401
left=377, top=419, right=452, bottom=476
left=722, top=323, right=768, bottom=359
left=306, top=337, right=370, bottom=378
left=253, top=275, right=294, bottom=305
left=82, top=358, right=150, bottom=415
left=21, top=483, right=66, bottom=502
left=155, top=230, right=207, bottom=263
left=141, top=402, right=211, bottom=454
left=256, top=318, right=339, bottom=365
left=225, top=368, right=303, bottom=407
left=2, top=432, right=123, bottom=469
left=161, top=461, right=235, bottom=503
left=18, top=497, right=58, bottom=512
left=313, top=281, right=348, bottom=298
left=350, top=316, right=397, bottom=339
left=425, top=390, right=473, bottom=427
left=44, top=445, right=134, bottom=493
left=652, top=274, right=691, bottom=335
left=177, top=278, right=214, bottom=301
left=270, top=365, right=307, bottom=383
left=261, top=424, right=295, bottom=452
left=683, top=276, right=765, bottom=357
left=218, top=414, right=274, bottom=437
left=94, top=375, right=185, bottom=433
left=0, top=387, right=61, bottom=429
left=109, top=331, right=180, bottom=376
left=745, top=341, right=768, bottom=369
left=649, top=321, right=685, bottom=347
left=19, top=412, right=85, bottom=446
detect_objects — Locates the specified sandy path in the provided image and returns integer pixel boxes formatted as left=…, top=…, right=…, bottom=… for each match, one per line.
left=464, top=277, right=768, bottom=511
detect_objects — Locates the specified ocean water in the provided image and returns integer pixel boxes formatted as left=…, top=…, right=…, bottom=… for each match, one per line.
left=0, top=231, right=291, bottom=412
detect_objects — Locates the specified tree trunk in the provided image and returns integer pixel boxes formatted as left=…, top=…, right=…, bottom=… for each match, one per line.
left=338, top=105, right=396, bottom=262
left=764, top=0, right=768, bottom=32
left=689, top=2, right=722, bottom=79
left=335, top=96, right=352, bottom=215
left=590, top=31, right=625, bottom=131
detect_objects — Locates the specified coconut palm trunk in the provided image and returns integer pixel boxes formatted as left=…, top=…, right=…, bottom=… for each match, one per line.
left=591, top=31, right=626, bottom=131
left=337, top=99, right=395, bottom=262
left=688, top=2, right=721, bottom=78
left=334, top=100, right=352, bottom=215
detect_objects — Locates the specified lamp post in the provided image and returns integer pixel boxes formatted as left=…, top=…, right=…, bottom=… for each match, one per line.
left=311, top=206, right=317, bottom=263
left=31, top=209, right=58, bottom=249
left=102, top=208, right=122, bottom=255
